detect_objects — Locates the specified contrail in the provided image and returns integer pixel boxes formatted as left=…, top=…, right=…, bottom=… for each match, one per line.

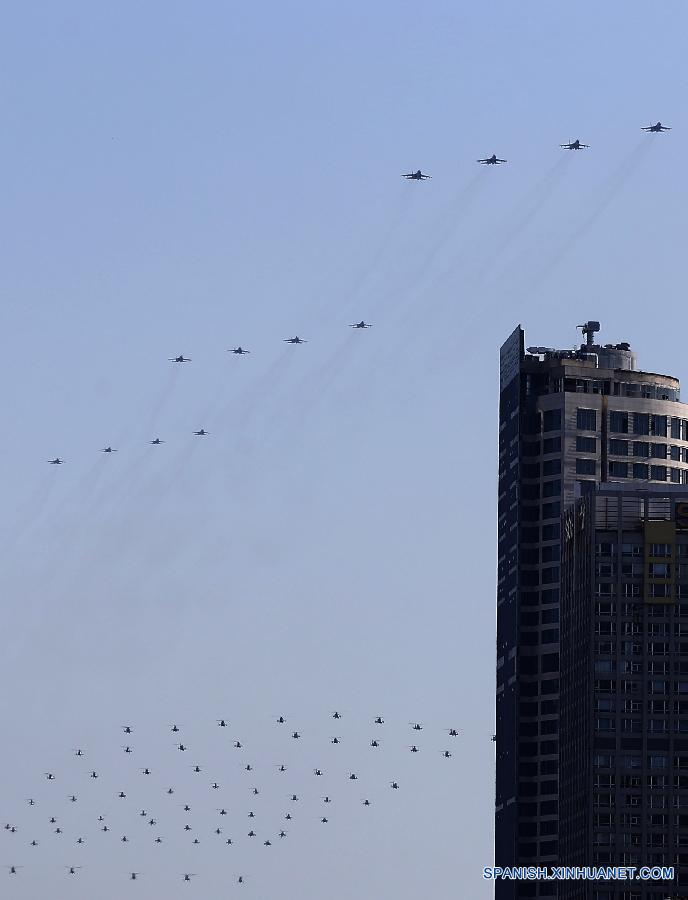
left=525, top=139, right=653, bottom=294
left=147, top=366, right=180, bottom=435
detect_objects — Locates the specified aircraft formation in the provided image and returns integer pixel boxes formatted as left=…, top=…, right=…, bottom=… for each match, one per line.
left=1, top=713, right=469, bottom=888
left=402, top=123, right=670, bottom=177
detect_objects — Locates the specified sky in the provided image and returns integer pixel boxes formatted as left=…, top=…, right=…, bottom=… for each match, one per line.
left=1, top=1, right=687, bottom=897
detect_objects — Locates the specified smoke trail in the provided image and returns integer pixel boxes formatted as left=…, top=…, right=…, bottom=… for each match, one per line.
left=470, top=153, right=574, bottom=287
left=525, top=139, right=653, bottom=294
left=147, top=366, right=180, bottom=435
left=218, top=348, right=296, bottom=433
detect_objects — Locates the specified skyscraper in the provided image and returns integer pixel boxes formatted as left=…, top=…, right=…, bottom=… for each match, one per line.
left=560, top=483, right=688, bottom=899
left=496, top=322, right=688, bottom=899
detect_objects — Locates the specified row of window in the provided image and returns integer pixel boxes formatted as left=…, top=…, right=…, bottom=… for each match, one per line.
left=578, top=409, right=688, bottom=438
left=598, top=543, right=688, bottom=558
left=576, top=457, right=688, bottom=482
left=596, top=698, right=688, bottom=712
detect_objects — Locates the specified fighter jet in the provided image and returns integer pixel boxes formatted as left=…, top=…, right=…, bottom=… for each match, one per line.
left=217, top=719, right=228, bottom=727
left=560, top=139, right=589, bottom=150
left=182, top=873, right=197, bottom=881
left=47, top=458, right=64, bottom=465
left=410, top=723, right=423, bottom=731
left=228, top=347, right=250, bottom=355
left=5, top=866, right=22, bottom=874
left=169, top=355, right=191, bottom=363
left=403, top=170, right=431, bottom=180
left=350, top=321, right=371, bottom=329
left=275, top=716, right=286, bottom=724
left=441, top=750, right=453, bottom=758
left=122, top=746, right=133, bottom=754
left=66, top=866, right=81, bottom=875
left=284, top=336, right=307, bottom=344
left=193, top=429, right=209, bottom=436
left=100, top=447, right=117, bottom=453
left=170, top=724, right=180, bottom=731
left=642, top=121, right=671, bottom=132
left=477, top=155, right=507, bottom=165
left=446, top=728, right=459, bottom=737
left=44, top=773, right=56, bottom=780
left=150, top=438, right=165, bottom=445
left=122, top=726, right=133, bottom=734
left=374, top=716, right=384, bottom=725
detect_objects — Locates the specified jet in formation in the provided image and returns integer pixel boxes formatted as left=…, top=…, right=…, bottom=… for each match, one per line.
left=284, top=336, right=307, bottom=344
left=478, top=155, right=507, bottom=165
left=228, top=347, right=250, bottom=355
left=350, top=321, right=372, bottom=329
left=47, top=458, right=64, bottom=465
left=100, top=447, right=117, bottom=453
left=150, top=438, right=164, bottom=445
left=403, top=170, right=431, bottom=180
left=193, top=429, right=209, bottom=436
left=560, top=139, right=589, bottom=150
left=642, top=121, right=670, bottom=132
left=169, top=355, right=191, bottom=363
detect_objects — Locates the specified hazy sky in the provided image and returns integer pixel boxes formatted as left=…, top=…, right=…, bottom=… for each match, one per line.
left=1, top=1, right=687, bottom=897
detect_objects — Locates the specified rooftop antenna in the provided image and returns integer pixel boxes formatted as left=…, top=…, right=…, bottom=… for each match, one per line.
left=577, top=320, right=600, bottom=348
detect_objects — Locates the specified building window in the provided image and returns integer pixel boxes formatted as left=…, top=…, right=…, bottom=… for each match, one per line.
left=542, top=459, right=561, bottom=476
left=609, top=461, right=629, bottom=478
left=632, top=463, right=648, bottom=479
left=577, top=408, right=597, bottom=430
left=576, top=458, right=596, bottom=475
left=576, top=436, right=596, bottom=453
left=633, top=441, right=650, bottom=457
left=671, top=468, right=682, bottom=484
left=671, top=445, right=681, bottom=461
left=542, top=502, right=560, bottom=519
left=542, top=545, right=560, bottom=563
left=609, top=410, right=629, bottom=433
left=651, top=415, right=668, bottom=437
left=542, top=523, right=560, bottom=541
left=650, top=465, right=667, bottom=481
left=543, top=409, right=562, bottom=432
left=543, top=436, right=561, bottom=454
left=542, top=479, right=561, bottom=497
left=609, top=439, right=628, bottom=455
left=651, top=443, right=667, bottom=459
left=649, top=562, right=670, bottom=577
left=634, top=414, right=650, bottom=435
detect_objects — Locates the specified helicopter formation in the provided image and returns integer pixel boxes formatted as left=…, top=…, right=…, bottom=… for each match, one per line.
left=1, top=712, right=469, bottom=887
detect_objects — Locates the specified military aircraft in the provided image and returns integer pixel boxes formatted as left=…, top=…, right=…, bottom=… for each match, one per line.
left=441, top=750, right=453, bottom=758
left=176, top=743, right=186, bottom=752
left=284, top=336, right=307, bottom=344
left=362, top=799, right=371, bottom=806
left=228, top=347, right=250, bottom=355
left=350, top=321, right=371, bottom=329
left=292, top=731, right=300, bottom=739
left=477, top=155, right=507, bottom=165
left=170, top=724, right=180, bottom=731
left=129, top=873, right=139, bottom=880
left=122, top=726, right=133, bottom=734
left=217, top=719, right=228, bottom=727
left=100, top=447, right=117, bottom=453
left=169, top=355, right=191, bottom=363
left=446, top=728, right=459, bottom=737
left=560, top=139, right=589, bottom=150
left=642, top=121, right=671, bottom=132
left=150, top=438, right=165, bottom=445
left=66, top=866, right=81, bottom=875
left=44, top=773, right=55, bottom=780
left=5, top=866, right=22, bottom=874
left=410, top=723, right=423, bottom=731
left=374, top=716, right=384, bottom=724
left=370, top=740, right=380, bottom=748
left=182, top=873, right=197, bottom=882
left=390, top=781, right=400, bottom=790
left=403, top=170, right=431, bottom=180
left=275, top=716, right=286, bottom=724
left=47, top=458, right=64, bottom=465
left=193, top=429, right=209, bottom=436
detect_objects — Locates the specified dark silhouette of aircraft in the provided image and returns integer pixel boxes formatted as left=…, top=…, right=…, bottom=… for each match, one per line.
left=193, top=429, right=209, bottom=436
left=374, top=716, right=384, bottom=724
left=276, top=716, right=286, bottom=724
left=118, top=792, right=126, bottom=798
left=478, top=155, right=506, bottom=165
left=122, top=726, right=133, bottom=734
left=278, top=831, right=287, bottom=838
left=321, top=817, right=328, bottom=824
left=100, top=447, right=117, bottom=453
left=170, top=724, right=180, bottom=731
left=122, top=746, right=133, bottom=753
left=446, top=728, right=459, bottom=737
left=72, top=749, right=84, bottom=757
left=44, top=773, right=55, bottom=780
left=150, top=438, right=165, bottom=445
left=350, top=322, right=371, bottom=329
left=89, top=771, right=98, bottom=778
left=560, top=139, right=589, bottom=150
left=292, top=731, right=300, bottom=739
left=47, top=458, right=64, bottom=465
left=217, top=808, right=228, bottom=816
left=182, top=873, right=197, bottom=881
left=129, top=873, right=139, bottom=880
left=141, top=768, right=151, bottom=775
left=212, top=782, right=220, bottom=790
left=441, top=750, right=453, bottom=758
left=66, top=866, right=81, bottom=875
left=177, top=743, right=186, bottom=752
left=229, top=347, right=250, bottom=354
left=234, top=741, right=242, bottom=749
left=331, top=736, right=341, bottom=744
left=169, top=355, right=191, bottom=363
left=362, top=799, right=371, bottom=806
left=642, top=121, right=671, bottom=132
left=370, top=740, right=380, bottom=748
left=190, top=765, right=202, bottom=773
left=277, top=764, right=287, bottom=772
left=403, top=170, right=430, bottom=180
left=217, top=719, right=228, bottom=727
left=410, top=723, right=423, bottom=731
left=5, top=866, right=22, bottom=874
left=68, top=795, right=77, bottom=802
left=390, top=781, right=400, bottom=789
left=284, top=336, right=307, bottom=344
left=408, top=745, right=420, bottom=753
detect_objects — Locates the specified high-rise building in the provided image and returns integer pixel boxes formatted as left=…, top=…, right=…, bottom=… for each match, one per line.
left=496, top=322, right=688, bottom=899
left=560, top=483, right=688, bottom=899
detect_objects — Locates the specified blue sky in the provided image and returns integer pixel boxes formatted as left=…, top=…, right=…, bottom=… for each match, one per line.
left=1, top=1, right=687, bottom=897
